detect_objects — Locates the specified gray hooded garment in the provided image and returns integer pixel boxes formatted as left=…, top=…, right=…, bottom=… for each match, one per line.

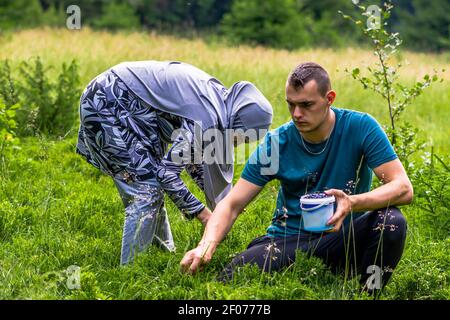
left=111, top=61, right=273, bottom=209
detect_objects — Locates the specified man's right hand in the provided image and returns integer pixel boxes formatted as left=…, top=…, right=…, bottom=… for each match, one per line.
left=181, top=179, right=263, bottom=275
left=180, top=241, right=217, bottom=275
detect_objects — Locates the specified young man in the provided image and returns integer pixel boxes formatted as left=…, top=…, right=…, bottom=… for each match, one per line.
left=180, top=62, right=413, bottom=294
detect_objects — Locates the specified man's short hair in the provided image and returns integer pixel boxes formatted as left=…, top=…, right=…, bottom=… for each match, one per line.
left=288, top=62, right=331, bottom=96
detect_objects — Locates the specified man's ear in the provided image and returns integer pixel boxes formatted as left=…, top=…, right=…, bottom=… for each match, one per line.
left=326, top=90, right=336, bottom=106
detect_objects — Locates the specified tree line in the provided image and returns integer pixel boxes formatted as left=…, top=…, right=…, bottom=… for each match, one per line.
left=0, top=0, right=448, bottom=51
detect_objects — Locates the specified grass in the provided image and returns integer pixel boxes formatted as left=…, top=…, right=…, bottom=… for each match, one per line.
left=0, top=28, right=449, bottom=299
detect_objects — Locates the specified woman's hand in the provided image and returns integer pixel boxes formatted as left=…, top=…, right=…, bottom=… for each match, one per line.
left=196, top=207, right=212, bottom=227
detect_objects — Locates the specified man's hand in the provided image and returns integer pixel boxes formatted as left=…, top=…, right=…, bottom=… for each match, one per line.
left=196, top=207, right=212, bottom=227
left=181, top=178, right=263, bottom=276
left=324, top=189, right=353, bottom=233
left=180, top=241, right=217, bottom=275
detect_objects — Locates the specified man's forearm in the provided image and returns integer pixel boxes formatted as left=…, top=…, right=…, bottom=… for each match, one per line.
left=350, top=179, right=413, bottom=212
left=198, top=200, right=240, bottom=249
left=179, top=179, right=262, bottom=274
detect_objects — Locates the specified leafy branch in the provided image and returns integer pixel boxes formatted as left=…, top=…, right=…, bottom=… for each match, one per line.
left=340, top=2, right=444, bottom=154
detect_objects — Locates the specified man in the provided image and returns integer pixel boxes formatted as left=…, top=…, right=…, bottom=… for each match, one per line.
left=180, top=62, right=413, bottom=294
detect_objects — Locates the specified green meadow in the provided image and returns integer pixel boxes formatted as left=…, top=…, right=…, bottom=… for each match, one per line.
left=0, top=28, right=449, bottom=299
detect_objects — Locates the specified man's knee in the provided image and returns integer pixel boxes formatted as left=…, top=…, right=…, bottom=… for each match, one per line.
left=218, top=254, right=248, bottom=283
left=374, top=206, right=407, bottom=243
left=387, top=207, right=407, bottom=234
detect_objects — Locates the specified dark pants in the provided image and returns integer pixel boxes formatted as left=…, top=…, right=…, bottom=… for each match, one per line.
left=219, top=207, right=407, bottom=294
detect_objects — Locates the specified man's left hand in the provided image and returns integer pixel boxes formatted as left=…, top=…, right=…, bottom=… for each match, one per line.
left=324, top=189, right=353, bottom=232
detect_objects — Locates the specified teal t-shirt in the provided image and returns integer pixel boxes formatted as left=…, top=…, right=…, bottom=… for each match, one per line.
left=241, top=107, right=397, bottom=237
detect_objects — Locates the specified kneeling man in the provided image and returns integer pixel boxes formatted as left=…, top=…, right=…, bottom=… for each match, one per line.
left=181, top=62, right=413, bottom=295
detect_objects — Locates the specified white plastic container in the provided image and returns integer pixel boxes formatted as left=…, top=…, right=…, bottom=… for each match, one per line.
left=300, top=193, right=335, bottom=232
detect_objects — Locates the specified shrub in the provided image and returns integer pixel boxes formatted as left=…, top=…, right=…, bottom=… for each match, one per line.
left=341, top=2, right=443, bottom=166
left=221, top=0, right=313, bottom=50
left=91, top=1, right=141, bottom=31
left=0, top=57, right=81, bottom=137
left=412, top=150, right=450, bottom=240
left=0, top=0, right=43, bottom=30
left=0, top=98, right=20, bottom=167
left=0, top=60, right=18, bottom=108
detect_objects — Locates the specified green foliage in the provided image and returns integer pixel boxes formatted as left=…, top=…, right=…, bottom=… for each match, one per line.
left=0, top=0, right=43, bottom=30
left=0, top=60, right=20, bottom=169
left=0, top=27, right=448, bottom=300
left=412, top=150, right=450, bottom=240
left=92, top=1, right=140, bottom=31
left=18, top=57, right=53, bottom=136
left=53, top=60, right=82, bottom=135
left=341, top=0, right=449, bottom=251
left=341, top=2, right=443, bottom=165
left=190, top=0, right=234, bottom=29
left=40, top=4, right=66, bottom=27
left=134, top=0, right=233, bottom=31
left=394, top=0, right=450, bottom=51
left=0, top=1, right=448, bottom=52
left=296, top=0, right=361, bottom=47
left=0, top=58, right=81, bottom=137
left=0, top=60, right=18, bottom=108
left=387, top=236, right=449, bottom=299
left=67, top=271, right=110, bottom=300
left=221, top=0, right=313, bottom=50
left=0, top=98, right=20, bottom=164
left=1, top=136, right=447, bottom=299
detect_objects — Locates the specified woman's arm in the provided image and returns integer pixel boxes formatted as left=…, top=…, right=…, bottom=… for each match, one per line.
left=156, top=119, right=207, bottom=221
left=185, top=163, right=205, bottom=192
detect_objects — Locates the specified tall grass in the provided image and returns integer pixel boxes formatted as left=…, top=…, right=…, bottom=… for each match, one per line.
left=1, top=27, right=448, bottom=152
left=0, top=28, right=448, bottom=299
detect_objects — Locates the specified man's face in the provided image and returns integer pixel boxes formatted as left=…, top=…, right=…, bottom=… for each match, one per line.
left=285, top=80, right=335, bottom=134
